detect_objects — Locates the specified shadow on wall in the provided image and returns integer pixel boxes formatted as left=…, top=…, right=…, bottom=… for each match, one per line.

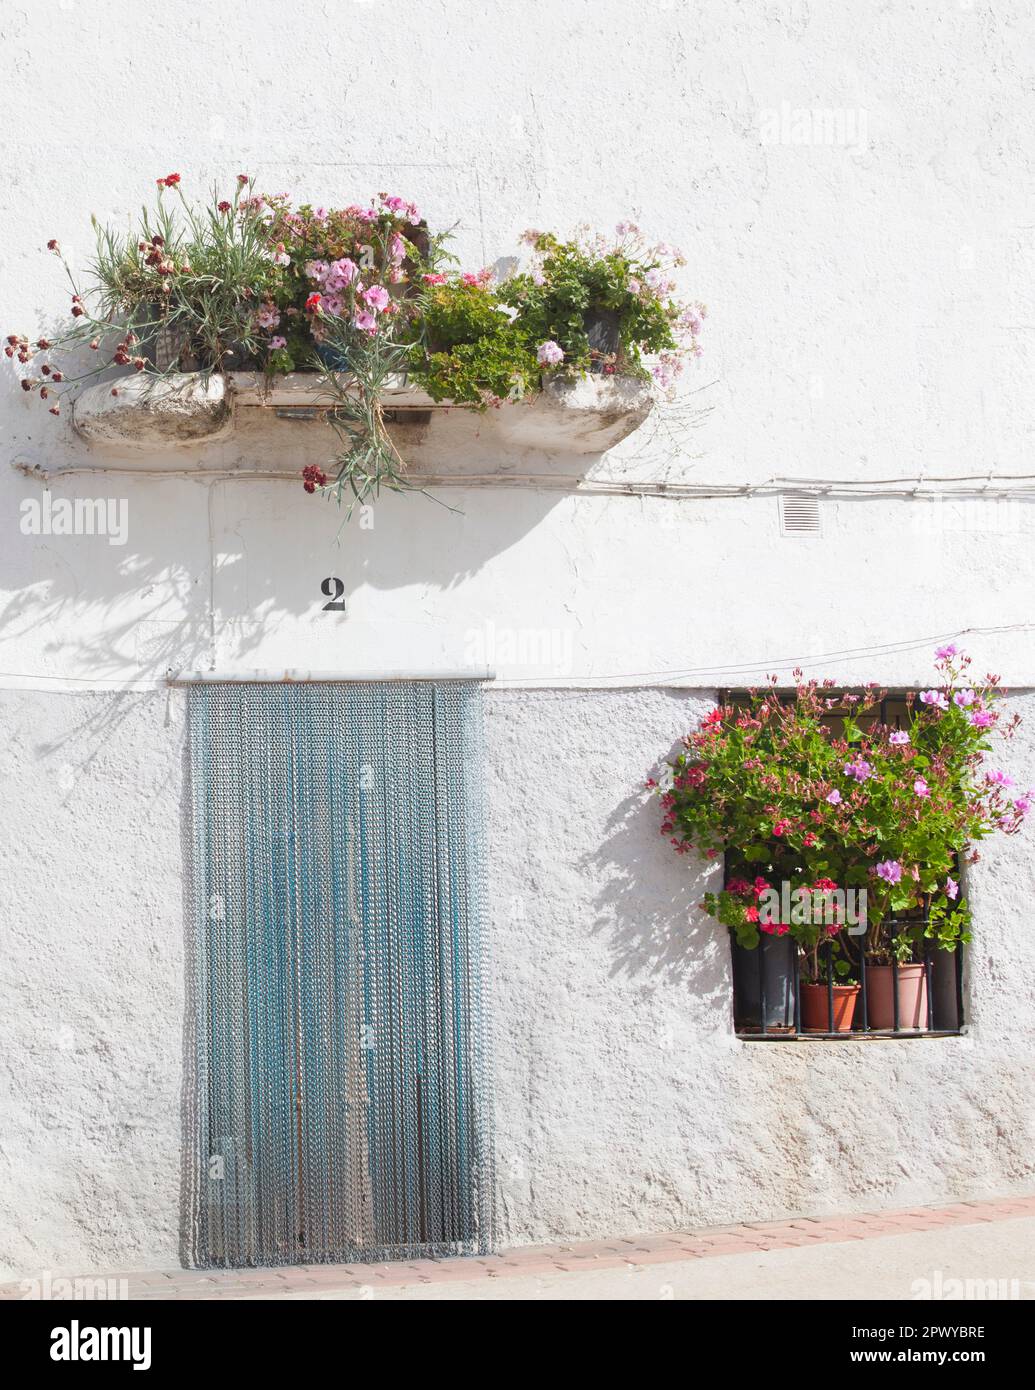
left=1, top=402, right=574, bottom=700
left=584, top=732, right=734, bottom=1023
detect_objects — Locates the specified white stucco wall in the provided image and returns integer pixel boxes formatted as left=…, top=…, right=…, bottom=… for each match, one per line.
left=2, top=684, right=1033, bottom=1279
left=1, top=1, right=1034, bottom=1276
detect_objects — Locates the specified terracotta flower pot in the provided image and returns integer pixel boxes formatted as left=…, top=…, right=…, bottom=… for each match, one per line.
left=800, top=982, right=860, bottom=1033
left=866, top=963, right=929, bottom=1030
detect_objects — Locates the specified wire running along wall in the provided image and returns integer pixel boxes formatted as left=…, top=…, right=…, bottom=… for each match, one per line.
left=184, top=680, right=492, bottom=1267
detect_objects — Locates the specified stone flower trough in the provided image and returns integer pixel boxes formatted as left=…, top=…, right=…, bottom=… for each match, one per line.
left=69, top=371, right=653, bottom=473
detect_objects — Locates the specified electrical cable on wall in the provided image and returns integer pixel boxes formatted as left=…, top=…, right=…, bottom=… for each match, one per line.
left=14, top=456, right=1035, bottom=499
left=1, top=623, right=1033, bottom=692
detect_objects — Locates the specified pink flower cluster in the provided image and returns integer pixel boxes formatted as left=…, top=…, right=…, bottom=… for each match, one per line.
left=304, top=256, right=394, bottom=333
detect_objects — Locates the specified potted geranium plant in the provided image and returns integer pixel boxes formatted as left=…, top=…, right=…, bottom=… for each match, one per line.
left=500, top=223, right=705, bottom=388
left=652, top=648, right=1028, bottom=1034
left=790, top=889, right=861, bottom=1032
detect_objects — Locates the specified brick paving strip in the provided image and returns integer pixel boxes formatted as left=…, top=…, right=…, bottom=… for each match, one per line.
left=4, top=1194, right=1034, bottom=1300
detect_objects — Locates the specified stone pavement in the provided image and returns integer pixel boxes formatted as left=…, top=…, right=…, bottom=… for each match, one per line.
left=4, top=1193, right=1035, bottom=1300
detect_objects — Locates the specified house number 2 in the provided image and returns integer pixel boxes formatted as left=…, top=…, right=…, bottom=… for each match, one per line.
left=321, top=576, right=347, bottom=612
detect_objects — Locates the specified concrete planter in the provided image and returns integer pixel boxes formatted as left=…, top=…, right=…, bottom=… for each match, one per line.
left=71, top=372, right=233, bottom=450
left=68, top=370, right=653, bottom=466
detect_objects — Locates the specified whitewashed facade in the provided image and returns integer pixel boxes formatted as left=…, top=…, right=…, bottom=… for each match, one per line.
left=1, top=0, right=1034, bottom=1277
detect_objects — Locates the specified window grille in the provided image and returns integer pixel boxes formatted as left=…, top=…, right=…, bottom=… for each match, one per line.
left=723, top=692, right=965, bottom=1040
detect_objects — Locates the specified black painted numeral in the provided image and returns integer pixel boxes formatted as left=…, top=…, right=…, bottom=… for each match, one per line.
left=321, top=576, right=347, bottom=612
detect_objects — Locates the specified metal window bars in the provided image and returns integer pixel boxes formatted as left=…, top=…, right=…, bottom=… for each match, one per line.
left=722, top=689, right=966, bottom=1041
left=731, top=923, right=965, bottom=1039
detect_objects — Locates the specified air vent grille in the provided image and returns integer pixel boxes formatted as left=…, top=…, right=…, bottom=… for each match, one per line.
left=779, top=494, right=822, bottom=536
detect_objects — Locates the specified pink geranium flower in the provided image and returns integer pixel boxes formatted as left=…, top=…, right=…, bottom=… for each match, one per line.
left=325, top=258, right=359, bottom=290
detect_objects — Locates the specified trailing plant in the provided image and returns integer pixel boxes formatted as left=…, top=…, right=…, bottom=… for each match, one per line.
left=498, top=223, right=705, bottom=385
left=294, top=201, right=441, bottom=511
left=8, top=179, right=708, bottom=512
left=650, top=647, right=1029, bottom=963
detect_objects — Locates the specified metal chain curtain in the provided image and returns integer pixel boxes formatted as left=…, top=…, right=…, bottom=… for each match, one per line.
left=184, top=680, right=492, bottom=1268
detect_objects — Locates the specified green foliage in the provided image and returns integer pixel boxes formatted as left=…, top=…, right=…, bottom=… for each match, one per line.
left=11, top=192, right=707, bottom=511
left=92, top=179, right=284, bottom=368
left=407, top=279, right=539, bottom=407
left=653, top=652, right=1026, bottom=964
left=498, top=231, right=684, bottom=375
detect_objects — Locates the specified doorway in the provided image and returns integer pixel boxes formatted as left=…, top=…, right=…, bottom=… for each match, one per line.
left=183, top=680, right=492, bottom=1267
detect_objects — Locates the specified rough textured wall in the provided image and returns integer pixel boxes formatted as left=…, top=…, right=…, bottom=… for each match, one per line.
left=486, top=688, right=1035, bottom=1245
left=0, top=690, right=186, bottom=1280
left=1, top=1, right=1034, bottom=689
left=2, top=685, right=1032, bottom=1278
left=1, top=0, right=1034, bottom=1278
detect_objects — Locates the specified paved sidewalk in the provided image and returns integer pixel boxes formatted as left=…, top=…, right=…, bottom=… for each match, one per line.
left=5, top=1194, right=1035, bottom=1301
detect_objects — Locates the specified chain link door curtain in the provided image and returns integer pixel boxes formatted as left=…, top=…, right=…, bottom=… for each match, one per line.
left=184, top=681, right=492, bottom=1267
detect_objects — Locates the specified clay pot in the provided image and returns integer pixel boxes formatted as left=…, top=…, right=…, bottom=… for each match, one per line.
left=865, top=963, right=929, bottom=1030
left=800, top=982, right=860, bottom=1033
